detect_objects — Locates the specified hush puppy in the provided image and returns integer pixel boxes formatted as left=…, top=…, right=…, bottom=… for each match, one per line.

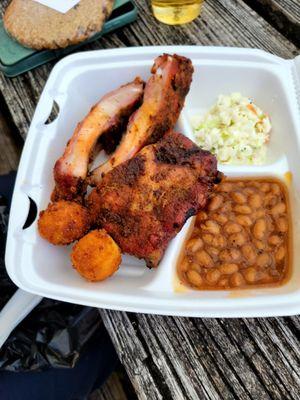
left=38, top=200, right=90, bottom=245
left=71, top=229, right=121, bottom=281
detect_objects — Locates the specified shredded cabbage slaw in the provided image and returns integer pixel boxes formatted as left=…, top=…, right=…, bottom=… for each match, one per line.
left=191, top=93, right=271, bottom=164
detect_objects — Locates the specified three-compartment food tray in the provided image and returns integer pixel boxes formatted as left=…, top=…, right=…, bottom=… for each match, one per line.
left=5, top=46, right=300, bottom=317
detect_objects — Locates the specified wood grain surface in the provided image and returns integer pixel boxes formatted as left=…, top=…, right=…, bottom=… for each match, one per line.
left=100, top=311, right=300, bottom=400
left=244, top=0, right=300, bottom=46
left=0, top=0, right=299, bottom=399
left=0, top=107, right=21, bottom=174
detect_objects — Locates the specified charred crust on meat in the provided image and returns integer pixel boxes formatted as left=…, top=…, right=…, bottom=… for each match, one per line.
left=51, top=171, right=86, bottom=202
left=87, top=131, right=220, bottom=268
left=155, top=145, right=200, bottom=165
left=151, top=171, right=167, bottom=183
left=147, top=120, right=172, bottom=144
left=144, top=54, right=194, bottom=147
left=108, top=155, right=145, bottom=187
left=100, top=209, right=122, bottom=225
left=100, top=93, right=144, bottom=154
left=154, top=133, right=210, bottom=168
left=153, top=189, right=163, bottom=199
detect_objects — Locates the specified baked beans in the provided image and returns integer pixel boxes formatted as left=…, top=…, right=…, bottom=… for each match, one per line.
left=177, top=178, right=291, bottom=290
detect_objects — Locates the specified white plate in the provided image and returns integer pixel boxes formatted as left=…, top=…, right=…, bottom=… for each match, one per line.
left=5, top=46, right=300, bottom=317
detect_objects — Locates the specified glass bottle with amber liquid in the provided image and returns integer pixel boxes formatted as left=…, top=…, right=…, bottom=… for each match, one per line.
left=151, top=0, right=203, bottom=25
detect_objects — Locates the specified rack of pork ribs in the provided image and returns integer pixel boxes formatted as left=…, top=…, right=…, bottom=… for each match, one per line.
left=38, top=54, right=221, bottom=268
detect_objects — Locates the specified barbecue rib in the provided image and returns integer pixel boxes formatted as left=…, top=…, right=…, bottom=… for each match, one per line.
left=89, top=54, right=194, bottom=185
left=88, top=132, right=220, bottom=268
left=52, top=78, right=144, bottom=201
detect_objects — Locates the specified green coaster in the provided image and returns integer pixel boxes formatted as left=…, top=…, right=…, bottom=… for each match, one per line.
left=0, top=0, right=136, bottom=77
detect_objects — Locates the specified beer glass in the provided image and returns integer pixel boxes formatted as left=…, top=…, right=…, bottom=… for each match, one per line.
left=151, top=0, right=203, bottom=25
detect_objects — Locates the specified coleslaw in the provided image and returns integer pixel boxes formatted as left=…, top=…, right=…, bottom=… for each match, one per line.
left=191, top=93, right=271, bottom=164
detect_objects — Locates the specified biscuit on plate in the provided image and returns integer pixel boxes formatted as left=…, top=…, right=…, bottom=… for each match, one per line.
left=3, top=0, right=114, bottom=50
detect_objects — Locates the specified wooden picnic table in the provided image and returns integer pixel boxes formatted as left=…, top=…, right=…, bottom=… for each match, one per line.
left=0, top=0, right=300, bottom=399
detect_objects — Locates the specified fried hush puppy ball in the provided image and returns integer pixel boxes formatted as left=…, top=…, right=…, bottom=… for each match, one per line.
left=71, top=229, right=121, bottom=282
left=38, top=200, right=90, bottom=245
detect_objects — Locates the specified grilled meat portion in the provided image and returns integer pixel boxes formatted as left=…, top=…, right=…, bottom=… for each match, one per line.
left=52, top=78, right=144, bottom=201
left=88, top=131, right=220, bottom=268
left=90, top=54, right=194, bottom=185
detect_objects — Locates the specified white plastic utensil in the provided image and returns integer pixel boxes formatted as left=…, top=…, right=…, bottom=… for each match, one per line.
left=0, top=289, right=42, bottom=348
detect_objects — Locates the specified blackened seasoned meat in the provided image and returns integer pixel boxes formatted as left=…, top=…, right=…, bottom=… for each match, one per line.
left=88, top=131, right=219, bottom=268
left=90, top=54, right=194, bottom=185
left=52, top=78, right=144, bottom=201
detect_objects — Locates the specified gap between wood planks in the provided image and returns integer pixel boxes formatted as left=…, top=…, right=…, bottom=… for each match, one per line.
left=0, top=93, right=22, bottom=174
left=242, top=0, right=300, bottom=48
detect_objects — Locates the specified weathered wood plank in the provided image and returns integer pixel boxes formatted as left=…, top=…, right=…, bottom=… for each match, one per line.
left=0, top=0, right=299, bottom=139
left=202, top=318, right=299, bottom=399
left=0, top=107, right=21, bottom=174
left=100, top=311, right=300, bottom=400
left=243, top=0, right=300, bottom=47
left=100, top=311, right=164, bottom=400
left=137, top=314, right=221, bottom=400
left=143, top=314, right=259, bottom=400
left=240, top=318, right=300, bottom=399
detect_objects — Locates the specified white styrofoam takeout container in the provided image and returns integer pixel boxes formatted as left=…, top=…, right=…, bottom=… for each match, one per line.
left=5, top=46, right=300, bottom=318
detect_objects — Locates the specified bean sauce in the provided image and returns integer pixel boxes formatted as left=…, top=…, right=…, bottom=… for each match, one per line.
left=177, top=178, right=291, bottom=290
